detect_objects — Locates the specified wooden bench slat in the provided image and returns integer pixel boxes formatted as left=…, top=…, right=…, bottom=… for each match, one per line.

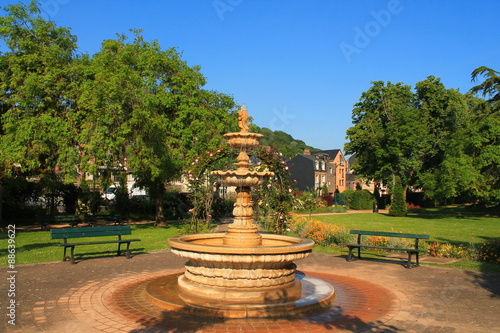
left=339, top=244, right=426, bottom=252
left=349, top=230, right=430, bottom=239
left=54, top=239, right=141, bottom=246
left=51, top=226, right=132, bottom=239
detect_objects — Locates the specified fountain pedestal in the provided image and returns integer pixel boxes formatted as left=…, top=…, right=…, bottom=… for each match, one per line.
left=153, top=106, right=334, bottom=318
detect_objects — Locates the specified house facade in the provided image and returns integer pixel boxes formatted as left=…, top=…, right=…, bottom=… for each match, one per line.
left=287, top=149, right=347, bottom=194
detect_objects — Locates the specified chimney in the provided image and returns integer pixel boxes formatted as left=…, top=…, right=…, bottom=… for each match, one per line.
left=304, top=149, right=311, bottom=155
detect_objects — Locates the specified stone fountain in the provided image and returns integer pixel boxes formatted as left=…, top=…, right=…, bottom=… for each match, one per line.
left=146, top=106, right=334, bottom=318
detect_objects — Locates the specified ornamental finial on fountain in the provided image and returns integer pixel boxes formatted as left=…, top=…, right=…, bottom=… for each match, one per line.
left=237, top=104, right=249, bottom=132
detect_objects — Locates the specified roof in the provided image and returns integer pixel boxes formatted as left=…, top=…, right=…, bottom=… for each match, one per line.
left=311, top=149, right=342, bottom=159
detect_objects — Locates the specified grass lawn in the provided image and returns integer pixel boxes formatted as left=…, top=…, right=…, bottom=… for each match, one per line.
left=312, top=212, right=500, bottom=273
left=1, top=223, right=183, bottom=266
left=313, top=212, right=500, bottom=245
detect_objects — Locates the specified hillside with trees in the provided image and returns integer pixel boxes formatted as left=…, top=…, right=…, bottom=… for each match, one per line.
left=249, top=125, right=317, bottom=158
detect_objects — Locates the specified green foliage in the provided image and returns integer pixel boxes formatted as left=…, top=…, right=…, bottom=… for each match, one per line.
left=291, top=189, right=322, bottom=213
left=185, top=146, right=234, bottom=233
left=345, top=81, right=424, bottom=188
left=349, top=189, right=375, bottom=210
left=76, top=179, right=103, bottom=216
left=0, top=1, right=80, bottom=180
left=389, top=176, right=407, bottom=216
left=340, top=189, right=354, bottom=207
left=321, top=184, right=329, bottom=196
left=428, top=239, right=500, bottom=264
left=253, top=147, right=295, bottom=234
left=0, top=2, right=237, bottom=223
left=345, top=72, right=499, bottom=206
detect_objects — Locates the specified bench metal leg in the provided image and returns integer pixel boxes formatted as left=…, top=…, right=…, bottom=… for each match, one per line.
left=63, top=246, right=76, bottom=264
left=117, top=242, right=132, bottom=258
left=70, top=246, right=76, bottom=264
left=125, top=242, right=132, bottom=259
left=346, top=247, right=357, bottom=261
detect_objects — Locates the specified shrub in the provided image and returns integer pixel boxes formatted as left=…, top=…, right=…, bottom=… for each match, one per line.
left=349, top=190, right=375, bottom=210
left=292, top=190, right=327, bottom=213
left=427, top=240, right=500, bottom=263
left=389, top=176, right=407, bottom=216
left=478, top=239, right=500, bottom=264
left=340, top=189, right=354, bottom=207
left=288, top=215, right=353, bottom=246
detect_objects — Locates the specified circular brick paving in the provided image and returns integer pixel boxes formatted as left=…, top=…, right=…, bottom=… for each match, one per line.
left=112, top=270, right=395, bottom=332
left=20, top=269, right=397, bottom=333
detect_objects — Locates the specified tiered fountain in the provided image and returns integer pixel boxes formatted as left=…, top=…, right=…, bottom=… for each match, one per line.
left=146, top=106, right=335, bottom=318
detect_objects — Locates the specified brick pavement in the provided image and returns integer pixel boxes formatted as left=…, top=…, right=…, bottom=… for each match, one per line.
left=1, top=250, right=500, bottom=332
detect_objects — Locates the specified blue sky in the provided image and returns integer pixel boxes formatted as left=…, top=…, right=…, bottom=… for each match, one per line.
left=2, top=0, right=499, bottom=151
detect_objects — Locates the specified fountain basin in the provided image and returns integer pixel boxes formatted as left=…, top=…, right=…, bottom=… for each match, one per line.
left=168, top=232, right=314, bottom=254
left=211, top=170, right=274, bottom=187
left=224, top=132, right=263, bottom=147
left=163, top=232, right=329, bottom=317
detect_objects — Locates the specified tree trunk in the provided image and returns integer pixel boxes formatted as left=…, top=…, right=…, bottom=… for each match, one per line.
left=154, top=180, right=165, bottom=226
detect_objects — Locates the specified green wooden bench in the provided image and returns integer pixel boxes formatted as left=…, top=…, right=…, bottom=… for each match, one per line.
left=37, top=215, right=81, bottom=230
left=84, top=214, right=122, bottom=226
left=339, top=230, right=430, bottom=268
left=50, top=226, right=141, bottom=264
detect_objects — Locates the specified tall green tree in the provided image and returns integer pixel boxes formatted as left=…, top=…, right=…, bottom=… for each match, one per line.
left=344, top=81, right=427, bottom=193
left=413, top=77, right=471, bottom=203
left=0, top=1, right=80, bottom=222
left=0, top=1, right=79, bottom=175
left=466, top=67, right=500, bottom=205
left=77, top=31, right=235, bottom=223
left=470, top=66, right=500, bottom=109
left=346, top=73, right=499, bottom=206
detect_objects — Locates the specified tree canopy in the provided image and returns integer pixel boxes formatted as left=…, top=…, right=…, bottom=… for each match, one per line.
left=0, top=1, right=237, bottom=222
left=345, top=72, right=499, bottom=206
